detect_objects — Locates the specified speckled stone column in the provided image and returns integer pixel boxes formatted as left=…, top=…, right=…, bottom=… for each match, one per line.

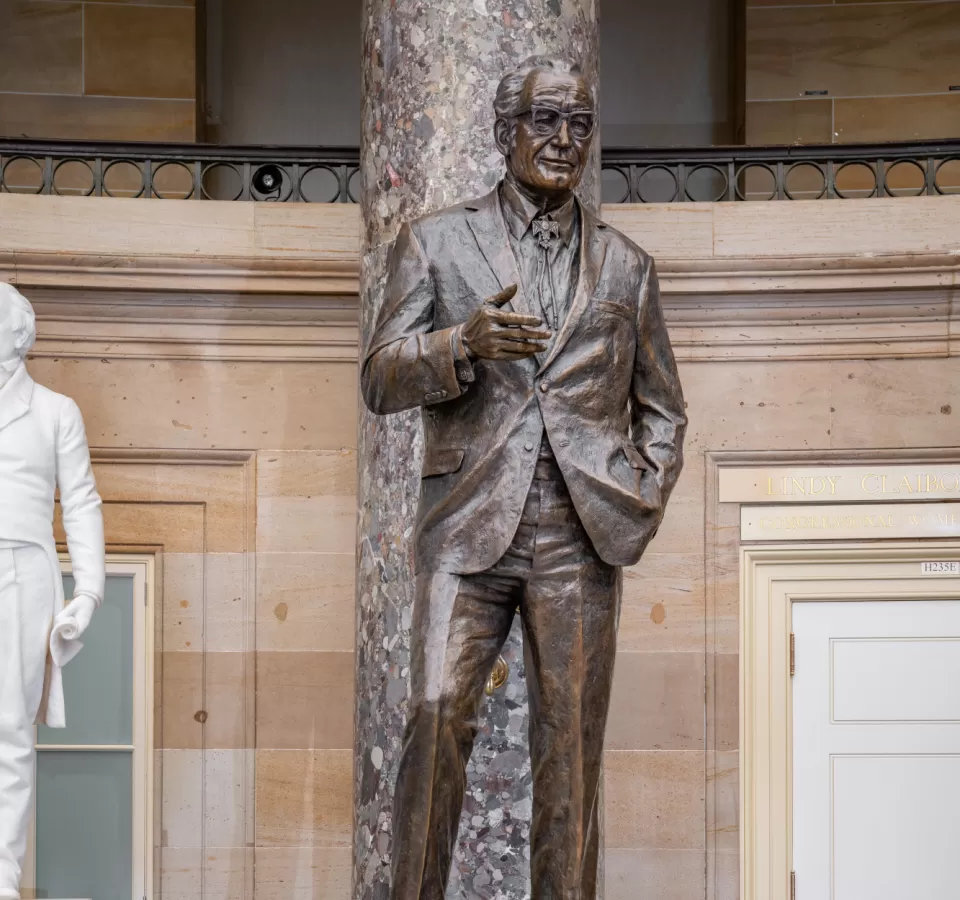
left=355, top=4, right=600, bottom=899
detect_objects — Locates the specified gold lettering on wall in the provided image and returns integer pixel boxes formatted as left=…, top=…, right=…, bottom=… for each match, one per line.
left=742, top=503, right=960, bottom=541
left=766, top=475, right=842, bottom=497
left=723, top=465, right=960, bottom=504
left=861, top=474, right=881, bottom=495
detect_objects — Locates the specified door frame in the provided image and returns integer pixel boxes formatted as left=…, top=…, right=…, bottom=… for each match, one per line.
left=740, top=541, right=960, bottom=900
left=21, top=553, right=155, bottom=900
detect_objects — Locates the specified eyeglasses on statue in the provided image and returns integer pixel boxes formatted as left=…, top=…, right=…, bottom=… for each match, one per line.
left=511, top=105, right=596, bottom=141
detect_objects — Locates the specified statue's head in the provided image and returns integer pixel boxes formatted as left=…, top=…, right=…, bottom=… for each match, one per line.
left=494, top=56, right=596, bottom=201
left=0, top=283, right=36, bottom=364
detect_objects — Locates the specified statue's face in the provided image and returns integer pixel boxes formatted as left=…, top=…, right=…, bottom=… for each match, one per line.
left=500, top=70, right=595, bottom=199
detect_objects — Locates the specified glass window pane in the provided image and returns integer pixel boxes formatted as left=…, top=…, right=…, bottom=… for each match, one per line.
left=38, top=573, right=135, bottom=746
left=35, top=750, right=133, bottom=900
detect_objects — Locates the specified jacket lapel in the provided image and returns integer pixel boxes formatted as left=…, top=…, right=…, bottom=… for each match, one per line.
left=0, top=363, right=33, bottom=433
left=465, top=189, right=534, bottom=318
left=537, top=203, right=607, bottom=375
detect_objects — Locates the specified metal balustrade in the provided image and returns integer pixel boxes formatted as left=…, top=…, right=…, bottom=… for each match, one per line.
left=1, top=138, right=958, bottom=202
left=601, top=141, right=960, bottom=202
left=0, top=142, right=360, bottom=202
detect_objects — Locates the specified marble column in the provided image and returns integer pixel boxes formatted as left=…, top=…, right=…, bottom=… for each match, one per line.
left=355, top=4, right=600, bottom=899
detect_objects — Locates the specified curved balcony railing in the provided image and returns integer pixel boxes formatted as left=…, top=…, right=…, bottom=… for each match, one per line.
left=601, top=141, right=960, bottom=202
left=1, top=138, right=958, bottom=203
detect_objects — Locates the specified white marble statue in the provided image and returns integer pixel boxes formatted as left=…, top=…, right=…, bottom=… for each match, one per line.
left=0, top=283, right=105, bottom=900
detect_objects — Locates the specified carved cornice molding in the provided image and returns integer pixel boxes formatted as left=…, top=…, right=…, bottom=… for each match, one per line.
left=1, top=251, right=359, bottom=296
left=664, top=287, right=958, bottom=361
left=4, top=194, right=960, bottom=297
left=661, top=253, right=960, bottom=295
left=28, top=284, right=958, bottom=363
left=6, top=248, right=960, bottom=299
left=5, top=195, right=960, bottom=362
left=29, top=289, right=360, bottom=363
left=89, top=447, right=256, bottom=466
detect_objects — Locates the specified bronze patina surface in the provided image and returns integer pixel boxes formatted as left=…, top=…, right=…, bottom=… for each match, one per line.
left=361, top=57, right=687, bottom=900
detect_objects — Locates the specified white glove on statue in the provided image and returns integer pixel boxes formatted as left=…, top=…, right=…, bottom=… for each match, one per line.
left=50, top=593, right=98, bottom=668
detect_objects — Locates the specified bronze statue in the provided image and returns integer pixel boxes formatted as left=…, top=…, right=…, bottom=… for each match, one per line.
left=361, top=56, right=686, bottom=900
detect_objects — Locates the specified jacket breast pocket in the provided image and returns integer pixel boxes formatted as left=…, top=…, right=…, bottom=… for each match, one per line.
left=594, top=299, right=634, bottom=323
left=422, top=448, right=465, bottom=478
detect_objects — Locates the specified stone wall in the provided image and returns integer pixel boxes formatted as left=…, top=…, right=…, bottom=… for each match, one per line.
left=746, top=0, right=960, bottom=147
left=4, top=192, right=959, bottom=898
left=0, top=0, right=196, bottom=145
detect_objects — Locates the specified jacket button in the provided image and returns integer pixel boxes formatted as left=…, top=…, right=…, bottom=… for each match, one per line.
left=524, top=442, right=534, bottom=452
left=457, top=368, right=471, bottom=382
left=539, top=382, right=549, bottom=393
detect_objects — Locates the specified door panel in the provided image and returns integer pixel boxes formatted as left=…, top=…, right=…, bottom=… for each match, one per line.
left=832, top=754, right=960, bottom=900
left=832, top=638, right=960, bottom=722
left=793, top=600, right=960, bottom=900
left=35, top=750, right=134, bottom=899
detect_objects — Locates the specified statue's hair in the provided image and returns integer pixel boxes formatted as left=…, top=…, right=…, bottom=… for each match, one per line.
left=493, top=56, right=592, bottom=120
left=0, top=283, right=36, bottom=358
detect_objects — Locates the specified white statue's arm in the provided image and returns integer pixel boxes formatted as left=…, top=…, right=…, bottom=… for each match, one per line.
left=51, top=397, right=105, bottom=663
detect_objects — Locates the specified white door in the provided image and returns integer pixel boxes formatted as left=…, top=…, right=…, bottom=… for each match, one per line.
left=793, top=599, right=960, bottom=900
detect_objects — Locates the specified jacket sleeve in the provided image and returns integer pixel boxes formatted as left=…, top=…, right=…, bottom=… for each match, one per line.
left=361, top=222, right=474, bottom=415
left=57, top=398, right=106, bottom=607
left=631, top=257, right=687, bottom=509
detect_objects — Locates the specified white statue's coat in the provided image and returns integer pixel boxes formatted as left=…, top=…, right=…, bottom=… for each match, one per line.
left=0, top=362, right=105, bottom=727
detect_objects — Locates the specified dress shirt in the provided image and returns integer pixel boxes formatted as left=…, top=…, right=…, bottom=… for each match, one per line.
left=499, top=176, right=581, bottom=337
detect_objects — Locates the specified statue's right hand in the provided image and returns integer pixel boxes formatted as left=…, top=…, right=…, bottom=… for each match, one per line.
left=461, top=284, right=552, bottom=361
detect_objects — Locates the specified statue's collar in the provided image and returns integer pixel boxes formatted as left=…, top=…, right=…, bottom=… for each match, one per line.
left=499, top=178, right=577, bottom=246
left=0, top=361, right=32, bottom=405
left=0, top=362, right=33, bottom=431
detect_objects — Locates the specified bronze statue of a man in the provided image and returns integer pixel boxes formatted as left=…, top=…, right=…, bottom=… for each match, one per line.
left=362, top=56, right=686, bottom=900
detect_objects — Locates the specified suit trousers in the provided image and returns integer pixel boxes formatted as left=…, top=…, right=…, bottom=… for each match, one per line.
left=392, top=445, right=622, bottom=900
left=0, top=544, right=54, bottom=899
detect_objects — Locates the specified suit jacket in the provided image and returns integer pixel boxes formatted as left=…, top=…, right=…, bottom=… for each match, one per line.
left=362, top=185, right=686, bottom=574
left=0, top=362, right=105, bottom=726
